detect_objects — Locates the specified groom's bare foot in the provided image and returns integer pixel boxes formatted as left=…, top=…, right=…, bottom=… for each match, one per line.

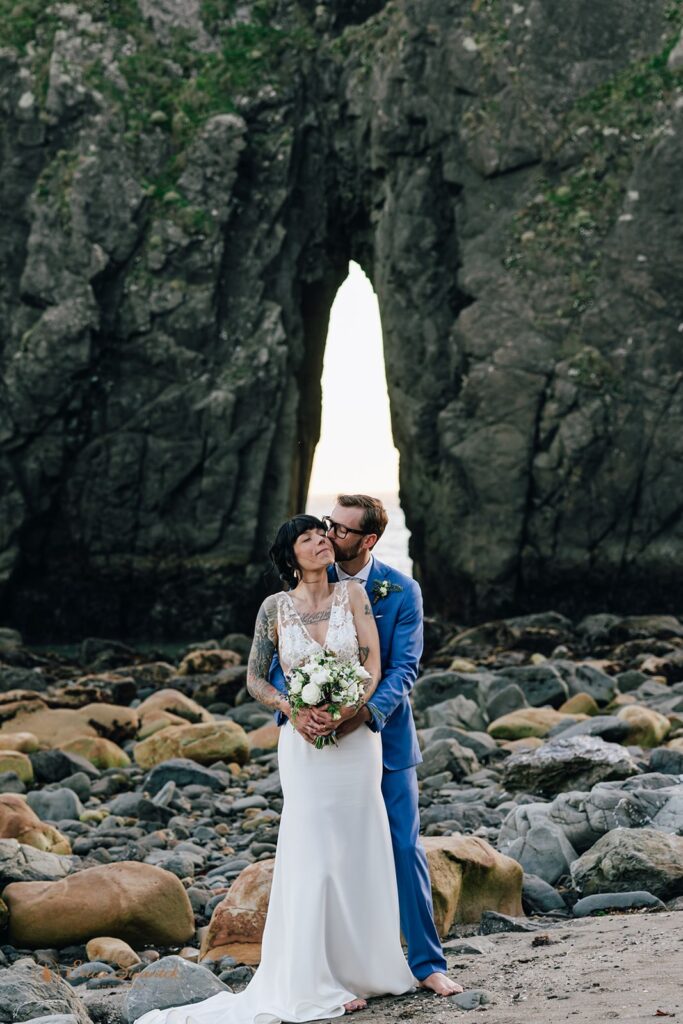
left=343, top=997, right=368, bottom=1012
left=418, top=972, right=464, bottom=996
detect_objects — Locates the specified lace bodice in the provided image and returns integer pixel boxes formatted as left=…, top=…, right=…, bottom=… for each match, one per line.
left=275, top=580, right=360, bottom=676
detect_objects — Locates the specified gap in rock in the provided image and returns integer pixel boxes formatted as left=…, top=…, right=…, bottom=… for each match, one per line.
left=306, top=261, right=412, bottom=577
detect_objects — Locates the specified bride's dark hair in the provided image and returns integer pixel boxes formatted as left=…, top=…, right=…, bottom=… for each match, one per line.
left=269, top=514, right=328, bottom=590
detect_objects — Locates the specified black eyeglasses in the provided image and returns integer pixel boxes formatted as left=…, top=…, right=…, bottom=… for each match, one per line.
left=322, top=515, right=370, bottom=539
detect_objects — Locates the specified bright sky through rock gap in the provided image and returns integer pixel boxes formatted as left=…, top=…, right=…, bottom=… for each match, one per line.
left=308, top=261, right=400, bottom=496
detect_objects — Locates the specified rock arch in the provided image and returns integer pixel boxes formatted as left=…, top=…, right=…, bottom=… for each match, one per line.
left=1, top=0, right=682, bottom=640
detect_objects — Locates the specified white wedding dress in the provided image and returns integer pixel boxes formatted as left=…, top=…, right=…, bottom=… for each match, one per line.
left=133, top=580, right=415, bottom=1024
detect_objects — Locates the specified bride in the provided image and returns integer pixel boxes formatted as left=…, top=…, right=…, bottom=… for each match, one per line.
left=132, top=515, right=416, bottom=1024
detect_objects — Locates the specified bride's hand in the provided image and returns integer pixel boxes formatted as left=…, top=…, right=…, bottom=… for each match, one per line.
left=290, top=707, right=323, bottom=744
left=310, top=705, right=362, bottom=736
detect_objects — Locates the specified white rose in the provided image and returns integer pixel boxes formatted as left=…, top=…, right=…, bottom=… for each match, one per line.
left=355, top=665, right=371, bottom=680
left=301, top=681, right=322, bottom=705
left=309, top=667, right=331, bottom=686
left=289, top=674, right=303, bottom=695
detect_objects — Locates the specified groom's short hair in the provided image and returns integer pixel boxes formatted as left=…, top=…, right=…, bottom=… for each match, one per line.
left=336, top=494, right=388, bottom=541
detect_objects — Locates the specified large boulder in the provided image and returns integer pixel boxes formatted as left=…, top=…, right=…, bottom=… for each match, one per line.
left=85, top=935, right=141, bottom=968
left=124, top=954, right=230, bottom=1023
left=200, top=859, right=275, bottom=963
left=522, top=873, right=568, bottom=915
left=559, top=693, right=600, bottom=716
left=412, top=671, right=492, bottom=713
left=58, top=735, right=131, bottom=769
left=416, top=738, right=480, bottom=781
left=422, top=834, right=524, bottom=935
left=494, top=665, right=569, bottom=709
left=439, top=615, right=573, bottom=659
left=485, top=682, right=528, bottom=721
left=650, top=746, right=683, bottom=774
left=488, top=707, right=579, bottom=740
left=0, top=749, right=34, bottom=782
left=28, top=748, right=101, bottom=783
left=133, top=720, right=250, bottom=769
left=552, top=663, right=619, bottom=705
left=501, top=823, right=578, bottom=886
left=0, top=958, right=91, bottom=1024
left=26, top=788, right=84, bottom=823
left=547, top=776, right=683, bottom=852
left=572, top=891, right=666, bottom=916
left=178, top=649, right=241, bottom=674
left=571, top=828, right=683, bottom=899
left=137, top=710, right=190, bottom=739
left=424, top=695, right=487, bottom=732
left=0, top=794, right=71, bottom=854
left=502, top=736, right=640, bottom=795
left=136, top=688, right=214, bottom=726
left=0, top=730, right=40, bottom=752
left=0, top=707, right=99, bottom=746
left=547, top=715, right=632, bottom=743
left=247, top=722, right=280, bottom=752
left=2, top=861, right=195, bottom=947
left=602, top=615, right=683, bottom=644
left=0, top=838, right=75, bottom=884
left=143, top=757, right=233, bottom=795
left=615, top=705, right=671, bottom=747
left=498, top=802, right=554, bottom=850
left=73, top=702, right=140, bottom=742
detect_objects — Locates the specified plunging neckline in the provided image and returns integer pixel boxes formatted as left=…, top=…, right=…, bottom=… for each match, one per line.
left=284, top=583, right=341, bottom=650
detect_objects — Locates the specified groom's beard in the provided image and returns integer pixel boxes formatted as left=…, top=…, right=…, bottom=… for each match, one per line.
left=332, top=537, right=365, bottom=562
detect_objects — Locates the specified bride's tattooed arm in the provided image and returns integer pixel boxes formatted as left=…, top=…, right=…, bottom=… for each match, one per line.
left=246, top=597, right=290, bottom=714
left=247, top=596, right=320, bottom=744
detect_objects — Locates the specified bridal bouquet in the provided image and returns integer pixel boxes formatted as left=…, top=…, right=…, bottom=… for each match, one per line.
left=287, top=650, right=371, bottom=749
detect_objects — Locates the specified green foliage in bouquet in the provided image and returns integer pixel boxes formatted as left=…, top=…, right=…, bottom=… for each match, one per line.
left=287, top=650, right=371, bottom=750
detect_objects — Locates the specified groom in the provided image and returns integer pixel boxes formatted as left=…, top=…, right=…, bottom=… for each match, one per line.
left=269, top=493, right=461, bottom=997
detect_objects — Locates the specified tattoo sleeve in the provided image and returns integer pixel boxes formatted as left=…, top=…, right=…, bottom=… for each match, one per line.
left=246, top=598, right=285, bottom=711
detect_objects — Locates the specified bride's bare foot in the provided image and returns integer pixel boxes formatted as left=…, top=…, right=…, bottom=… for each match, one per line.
left=343, top=997, right=368, bottom=1012
left=418, top=972, right=464, bottom=996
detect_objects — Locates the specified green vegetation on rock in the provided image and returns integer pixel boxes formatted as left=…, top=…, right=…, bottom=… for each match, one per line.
left=0, top=0, right=314, bottom=197
left=505, top=8, right=683, bottom=331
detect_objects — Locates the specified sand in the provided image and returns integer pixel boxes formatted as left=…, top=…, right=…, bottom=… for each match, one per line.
left=359, top=911, right=683, bottom=1023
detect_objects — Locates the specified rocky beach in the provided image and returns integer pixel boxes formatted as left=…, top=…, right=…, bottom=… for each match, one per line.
left=1, top=0, right=683, bottom=1018
left=0, top=609, right=682, bottom=1022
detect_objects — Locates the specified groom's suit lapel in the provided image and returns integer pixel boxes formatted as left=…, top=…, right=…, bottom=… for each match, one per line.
left=327, top=563, right=339, bottom=583
left=367, top=557, right=397, bottom=649
left=368, top=555, right=391, bottom=595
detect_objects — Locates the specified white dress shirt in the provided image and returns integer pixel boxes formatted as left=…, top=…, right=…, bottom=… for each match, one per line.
left=335, top=554, right=374, bottom=586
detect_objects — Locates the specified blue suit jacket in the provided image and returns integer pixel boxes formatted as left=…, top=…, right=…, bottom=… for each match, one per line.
left=268, top=556, right=423, bottom=772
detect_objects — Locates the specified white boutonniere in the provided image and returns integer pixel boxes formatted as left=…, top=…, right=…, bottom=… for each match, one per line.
left=371, top=579, right=403, bottom=604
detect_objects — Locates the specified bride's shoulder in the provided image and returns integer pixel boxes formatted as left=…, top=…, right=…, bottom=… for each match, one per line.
left=341, top=579, right=369, bottom=610
left=260, top=592, right=281, bottom=618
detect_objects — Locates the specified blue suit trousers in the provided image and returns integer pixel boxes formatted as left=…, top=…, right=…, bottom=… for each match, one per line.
left=381, top=765, right=447, bottom=980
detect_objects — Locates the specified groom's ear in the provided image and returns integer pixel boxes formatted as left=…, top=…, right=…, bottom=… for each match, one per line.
left=365, top=533, right=379, bottom=551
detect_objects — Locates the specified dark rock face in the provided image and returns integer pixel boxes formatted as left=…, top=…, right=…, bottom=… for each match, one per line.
left=1, top=1, right=682, bottom=639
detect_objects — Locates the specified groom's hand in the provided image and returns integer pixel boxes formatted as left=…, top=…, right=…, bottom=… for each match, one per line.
left=334, top=706, right=372, bottom=739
